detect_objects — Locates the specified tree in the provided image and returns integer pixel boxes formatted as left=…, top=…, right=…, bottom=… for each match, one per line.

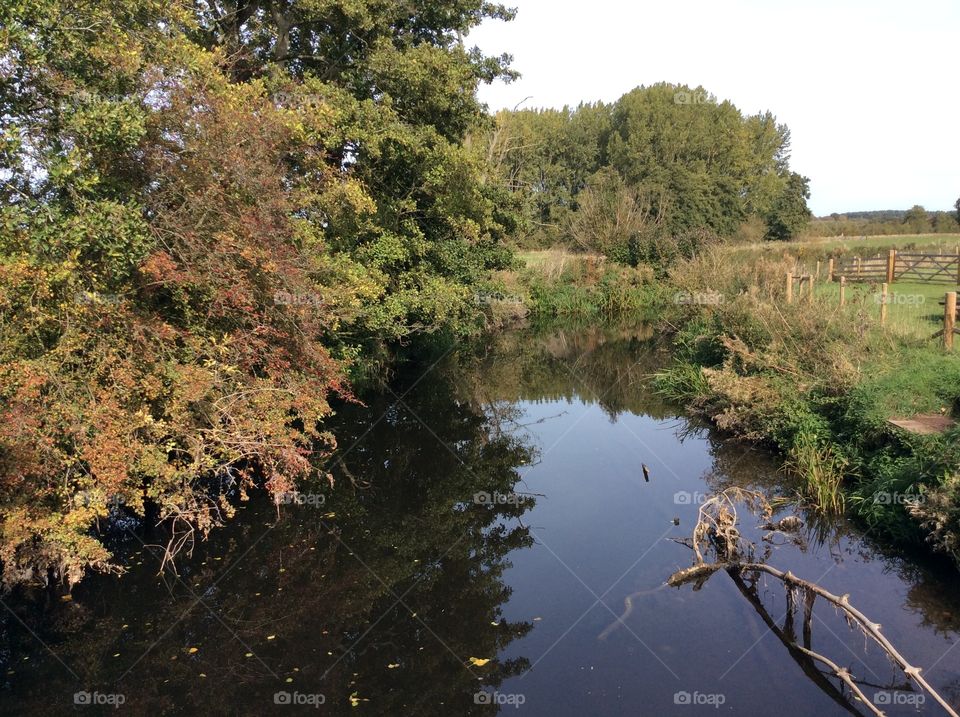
left=0, top=0, right=522, bottom=587
left=903, top=205, right=931, bottom=233
left=765, top=172, right=813, bottom=241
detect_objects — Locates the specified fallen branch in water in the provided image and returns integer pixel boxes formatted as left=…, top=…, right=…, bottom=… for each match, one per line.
left=668, top=488, right=959, bottom=717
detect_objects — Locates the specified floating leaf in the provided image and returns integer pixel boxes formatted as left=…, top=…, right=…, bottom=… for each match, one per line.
left=266, top=635, right=276, bottom=640
left=387, top=663, right=400, bottom=669
left=468, top=657, right=491, bottom=667
left=187, top=647, right=199, bottom=654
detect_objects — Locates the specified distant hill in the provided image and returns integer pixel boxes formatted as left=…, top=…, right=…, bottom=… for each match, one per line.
left=815, top=210, right=907, bottom=221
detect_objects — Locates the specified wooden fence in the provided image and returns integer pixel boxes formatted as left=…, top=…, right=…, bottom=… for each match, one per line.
left=832, top=249, right=960, bottom=285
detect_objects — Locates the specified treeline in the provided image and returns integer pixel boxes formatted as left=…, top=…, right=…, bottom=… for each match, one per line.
left=479, top=84, right=812, bottom=260
left=0, top=0, right=521, bottom=587
left=810, top=205, right=960, bottom=237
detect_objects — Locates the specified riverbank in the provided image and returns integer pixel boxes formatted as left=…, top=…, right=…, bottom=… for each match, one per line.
left=471, top=244, right=960, bottom=566
left=651, top=247, right=960, bottom=565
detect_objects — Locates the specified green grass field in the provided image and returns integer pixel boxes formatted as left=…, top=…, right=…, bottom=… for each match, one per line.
left=808, top=279, right=952, bottom=341
left=727, top=233, right=960, bottom=262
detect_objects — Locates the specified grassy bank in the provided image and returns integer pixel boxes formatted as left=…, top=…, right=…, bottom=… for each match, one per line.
left=477, top=249, right=667, bottom=322
left=654, top=247, right=960, bottom=563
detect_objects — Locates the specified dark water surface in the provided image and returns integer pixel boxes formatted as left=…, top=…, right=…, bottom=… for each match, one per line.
left=3, top=324, right=960, bottom=715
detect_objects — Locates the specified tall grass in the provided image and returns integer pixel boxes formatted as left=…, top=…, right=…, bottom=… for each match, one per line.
left=784, top=432, right=847, bottom=513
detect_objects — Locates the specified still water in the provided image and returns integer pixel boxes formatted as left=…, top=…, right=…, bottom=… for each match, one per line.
left=2, top=324, right=960, bottom=715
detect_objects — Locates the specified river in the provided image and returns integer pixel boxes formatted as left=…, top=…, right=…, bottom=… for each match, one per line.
left=2, top=324, right=959, bottom=715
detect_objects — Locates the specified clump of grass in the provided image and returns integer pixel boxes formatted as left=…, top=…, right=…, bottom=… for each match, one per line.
left=514, top=251, right=660, bottom=317
left=784, top=432, right=848, bottom=513
left=653, top=363, right=709, bottom=403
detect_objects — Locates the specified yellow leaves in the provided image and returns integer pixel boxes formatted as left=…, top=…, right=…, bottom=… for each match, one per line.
left=187, top=647, right=199, bottom=654
left=349, top=692, right=368, bottom=707
left=266, top=635, right=276, bottom=641
left=467, top=657, right=492, bottom=667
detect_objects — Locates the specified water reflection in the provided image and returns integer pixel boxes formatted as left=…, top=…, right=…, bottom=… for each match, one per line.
left=1, top=321, right=959, bottom=715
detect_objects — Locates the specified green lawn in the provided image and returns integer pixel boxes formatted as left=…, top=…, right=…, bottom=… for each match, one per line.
left=809, top=277, right=956, bottom=342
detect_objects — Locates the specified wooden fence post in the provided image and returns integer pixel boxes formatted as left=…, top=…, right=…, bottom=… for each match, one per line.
left=855, top=257, right=861, bottom=277
left=880, top=283, right=888, bottom=326
left=839, top=276, right=846, bottom=307
left=828, top=258, right=834, bottom=281
left=886, top=249, right=896, bottom=283
left=808, top=275, right=815, bottom=304
left=815, top=260, right=821, bottom=278
left=786, top=272, right=793, bottom=304
left=946, top=292, right=957, bottom=351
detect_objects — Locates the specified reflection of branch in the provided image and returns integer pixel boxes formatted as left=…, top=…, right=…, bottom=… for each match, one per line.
left=727, top=569, right=871, bottom=717
left=794, top=645, right=882, bottom=717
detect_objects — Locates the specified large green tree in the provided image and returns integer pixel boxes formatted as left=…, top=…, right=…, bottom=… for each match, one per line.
left=485, top=83, right=810, bottom=249
left=0, top=0, right=521, bottom=587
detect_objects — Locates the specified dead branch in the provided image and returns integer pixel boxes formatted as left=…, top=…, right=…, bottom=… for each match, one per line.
left=669, top=488, right=959, bottom=717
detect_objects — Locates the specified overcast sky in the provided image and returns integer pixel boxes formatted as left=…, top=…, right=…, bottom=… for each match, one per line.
left=467, top=0, right=959, bottom=216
